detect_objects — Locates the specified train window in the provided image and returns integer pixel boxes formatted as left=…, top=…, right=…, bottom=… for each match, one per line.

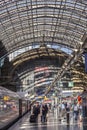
left=0, top=86, right=20, bottom=129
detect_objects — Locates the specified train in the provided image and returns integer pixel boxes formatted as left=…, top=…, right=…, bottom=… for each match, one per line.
left=0, top=86, right=31, bottom=130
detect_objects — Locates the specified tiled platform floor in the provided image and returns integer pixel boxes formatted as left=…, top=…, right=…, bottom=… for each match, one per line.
left=8, top=109, right=86, bottom=130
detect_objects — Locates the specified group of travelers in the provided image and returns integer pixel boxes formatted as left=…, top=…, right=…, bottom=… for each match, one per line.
left=30, top=100, right=83, bottom=123
left=30, top=103, right=49, bottom=123
left=59, top=101, right=82, bottom=122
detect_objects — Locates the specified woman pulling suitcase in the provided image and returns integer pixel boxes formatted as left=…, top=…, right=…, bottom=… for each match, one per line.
left=30, top=103, right=40, bottom=123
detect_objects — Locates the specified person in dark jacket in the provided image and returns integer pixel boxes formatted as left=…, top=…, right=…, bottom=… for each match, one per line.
left=33, top=104, right=40, bottom=119
left=41, top=104, right=48, bottom=122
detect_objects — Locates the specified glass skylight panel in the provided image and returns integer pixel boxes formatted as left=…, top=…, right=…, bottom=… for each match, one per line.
left=0, top=1, right=5, bottom=5
left=45, top=18, right=52, bottom=23
left=2, top=37, right=9, bottom=45
left=0, top=0, right=86, bottom=55
left=6, top=3, right=16, bottom=11
left=76, top=2, right=85, bottom=9
left=0, top=9, right=8, bottom=17
left=17, top=0, right=26, bottom=5
left=36, top=0, right=44, bottom=4
left=19, top=12, right=28, bottom=18
left=80, top=18, right=87, bottom=24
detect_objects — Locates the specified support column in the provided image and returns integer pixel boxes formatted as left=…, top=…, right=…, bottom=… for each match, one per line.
left=81, top=91, right=87, bottom=123
left=19, top=99, right=22, bottom=117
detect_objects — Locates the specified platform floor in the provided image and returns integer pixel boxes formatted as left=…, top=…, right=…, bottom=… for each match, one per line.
left=8, top=109, right=86, bottom=130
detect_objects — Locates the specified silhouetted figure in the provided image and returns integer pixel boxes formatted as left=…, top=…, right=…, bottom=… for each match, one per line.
left=41, top=104, right=48, bottom=122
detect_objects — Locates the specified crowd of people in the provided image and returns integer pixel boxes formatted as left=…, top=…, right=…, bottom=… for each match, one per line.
left=29, top=100, right=83, bottom=123
left=59, top=101, right=82, bottom=122
left=30, top=103, right=49, bottom=123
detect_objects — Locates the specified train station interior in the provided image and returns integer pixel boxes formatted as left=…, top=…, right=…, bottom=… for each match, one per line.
left=0, top=0, right=87, bottom=130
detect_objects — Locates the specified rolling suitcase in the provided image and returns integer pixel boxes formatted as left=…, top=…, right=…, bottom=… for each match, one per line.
left=29, top=114, right=37, bottom=123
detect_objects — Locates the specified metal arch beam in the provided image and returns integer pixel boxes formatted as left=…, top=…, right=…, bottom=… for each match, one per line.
left=19, top=67, right=60, bottom=79
left=12, top=46, right=67, bottom=61
left=19, top=67, right=61, bottom=92
left=0, top=0, right=86, bottom=53
left=10, top=47, right=68, bottom=76
left=24, top=78, right=54, bottom=92
left=19, top=67, right=60, bottom=80
left=2, top=20, right=85, bottom=35
left=1, top=17, right=85, bottom=43
left=2, top=35, right=79, bottom=53
left=2, top=25, right=82, bottom=40
left=44, top=43, right=84, bottom=96
left=0, top=40, right=72, bottom=62
left=1, top=13, right=86, bottom=28
left=0, top=40, right=74, bottom=56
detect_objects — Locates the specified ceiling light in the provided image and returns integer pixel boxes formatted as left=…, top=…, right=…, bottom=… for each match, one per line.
left=74, top=49, right=78, bottom=52
left=80, top=41, right=83, bottom=45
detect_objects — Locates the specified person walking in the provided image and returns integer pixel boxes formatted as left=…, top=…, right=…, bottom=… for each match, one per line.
left=41, top=104, right=48, bottom=122
left=73, top=102, right=79, bottom=120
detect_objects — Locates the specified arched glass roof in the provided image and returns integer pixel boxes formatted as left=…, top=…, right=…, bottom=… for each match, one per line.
left=0, top=0, right=87, bottom=54
left=0, top=0, right=87, bottom=96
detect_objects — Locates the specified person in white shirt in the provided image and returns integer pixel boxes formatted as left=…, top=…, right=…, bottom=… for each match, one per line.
left=73, top=102, right=79, bottom=120
left=61, top=102, right=66, bottom=118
